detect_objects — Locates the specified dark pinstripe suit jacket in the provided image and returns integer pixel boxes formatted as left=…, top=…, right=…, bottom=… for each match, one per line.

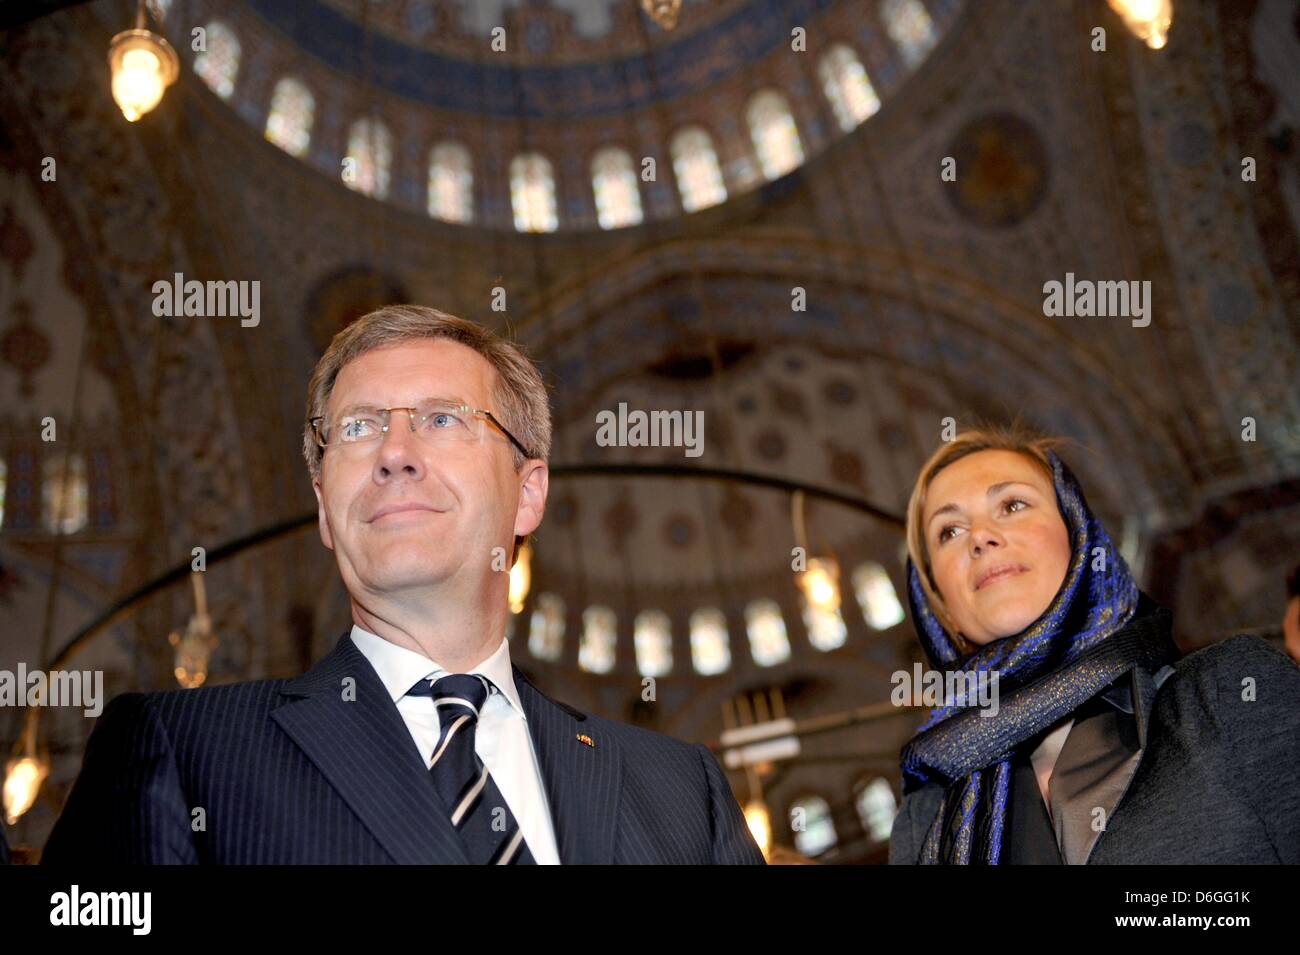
left=42, top=633, right=765, bottom=865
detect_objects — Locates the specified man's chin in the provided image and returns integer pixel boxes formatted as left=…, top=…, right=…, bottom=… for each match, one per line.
left=353, top=559, right=456, bottom=593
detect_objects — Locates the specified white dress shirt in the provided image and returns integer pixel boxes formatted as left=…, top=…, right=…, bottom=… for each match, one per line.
left=350, top=626, right=561, bottom=864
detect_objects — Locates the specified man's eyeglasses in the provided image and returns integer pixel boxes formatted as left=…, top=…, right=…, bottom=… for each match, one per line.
left=310, top=399, right=533, bottom=460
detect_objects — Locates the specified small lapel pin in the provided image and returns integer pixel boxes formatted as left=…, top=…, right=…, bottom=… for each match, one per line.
left=576, top=733, right=595, bottom=747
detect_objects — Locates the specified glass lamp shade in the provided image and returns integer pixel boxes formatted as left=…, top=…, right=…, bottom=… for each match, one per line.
left=1106, top=0, right=1173, bottom=49
left=4, top=754, right=49, bottom=825
left=641, top=0, right=683, bottom=31
left=798, top=556, right=842, bottom=613
left=109, top=28, right=179, bottom=121
left=744, top=799, right=772, bottom=857
left=509, top=541, right=533, bottom=614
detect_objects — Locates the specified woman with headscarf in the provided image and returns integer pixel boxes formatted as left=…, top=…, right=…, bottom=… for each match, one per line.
left=889, top=426, right=1300, bottom=864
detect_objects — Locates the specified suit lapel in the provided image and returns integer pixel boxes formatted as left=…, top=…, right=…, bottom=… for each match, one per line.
left=1048, top=665, right=1161, bottom=864
left=271, top=633, right=469, bottom=864
left=513, top=666, right=622, bottom=864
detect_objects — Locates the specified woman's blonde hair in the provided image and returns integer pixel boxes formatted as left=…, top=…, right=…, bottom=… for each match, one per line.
left=905, top=423, right=1069, bottom=647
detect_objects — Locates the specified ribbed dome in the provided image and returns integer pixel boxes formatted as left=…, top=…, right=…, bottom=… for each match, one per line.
left=159, top=0, right=963, bottom=230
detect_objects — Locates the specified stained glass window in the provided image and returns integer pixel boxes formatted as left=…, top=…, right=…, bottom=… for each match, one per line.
left=428, top=141, right=474, bottom=223
left=855, top=777, right=898, bottom=842
left=819, top=43, right=881, bottom=131
left=591, top=147, right=643, bottom=229
left=853, top=562, right=905, bottom=630
left=579, top=605, right=617, bottom=673
left=265, top=77, right=315, bottom=157
left=747, top=90, right=805, bottom=181
left=510, top=152, right=558, bottom=232
left=745, top=599, right=791, bottom=666
left=882, top=0, right=938, bottom=68
left=690, top=607, right=731, bottom=675
left=803, top=602, right=847, bottom=651
left=344, top=117, right=393, bottom=199
left=670, top=127, right=727, bottom=213
left=528, top=592, right=565, bottom=661
left=791, top=794, right=837, bottom=856
left=42, top=453, right=87, bottom=535
left=634, top=609, right=673, bottom=677
left=193, top=21, right=240, bottom=100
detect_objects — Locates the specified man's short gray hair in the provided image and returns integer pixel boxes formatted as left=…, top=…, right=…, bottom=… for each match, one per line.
left=302, top=304, right=551, bottom=479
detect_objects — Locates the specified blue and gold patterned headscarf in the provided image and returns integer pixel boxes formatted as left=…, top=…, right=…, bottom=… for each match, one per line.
left=898, top=450, right=1172, bottom=864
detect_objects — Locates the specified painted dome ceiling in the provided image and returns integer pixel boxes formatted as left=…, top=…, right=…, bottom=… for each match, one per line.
left=312, top=0, right=756, bottom=62
left=154, top=0, right=963, bottom=230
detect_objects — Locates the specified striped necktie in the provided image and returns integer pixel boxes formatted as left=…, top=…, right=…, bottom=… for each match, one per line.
left=406, top=672, right=535, bottom=865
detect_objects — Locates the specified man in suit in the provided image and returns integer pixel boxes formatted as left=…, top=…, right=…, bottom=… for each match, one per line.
left=43, top=305, right=764, bottom=865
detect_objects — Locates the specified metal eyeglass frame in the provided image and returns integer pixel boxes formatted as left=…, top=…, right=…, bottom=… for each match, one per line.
left=309, top=402, right=533, bottom=461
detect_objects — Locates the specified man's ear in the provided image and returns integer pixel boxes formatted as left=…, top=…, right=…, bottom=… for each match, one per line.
left=513, top=460, right=548, bottom=539
left=312, top=477, right=334, bottom=551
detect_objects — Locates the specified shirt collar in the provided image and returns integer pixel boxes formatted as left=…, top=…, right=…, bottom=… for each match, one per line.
left=349, top=625, right=527, bottom=721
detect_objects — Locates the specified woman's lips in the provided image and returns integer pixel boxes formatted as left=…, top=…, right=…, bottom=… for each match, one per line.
left=974, top=564, right=1027, bottom=591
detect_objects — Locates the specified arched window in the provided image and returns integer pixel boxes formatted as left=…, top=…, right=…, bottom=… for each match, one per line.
left=634, top=609, right=673, bottom=677
left=510, top=153, right=558, bottom=232
left=745, top=599, right=791, bottom=666
left=591, top=147, right=643, bottom=229
left=818, top=43, right=881, bottom=131
left=344, top=117, right=393, bottom=198
left=855, top=777, right=898, bottom=843
left=853, top=562, right=905, bottom=630
left=746, top=89, right=804, bottom=181
left=264, top=77, right=315, bottom=157
left=579, top=605, right=617, bottom=674
left=790, top=794, right=837, bottom=856
left=428, top=142, right=474, bottom=223
left=528, top=592, right=565, bottom=661
left=193, top=21, right=240, bottom=100
left=689, top=607, right=730, bottom=675
left=42, top=453, right=87, bottom=535
left=802, top=603, right=847, bottom=651
left=881, top=0, right=938, bottom=68
left=670, top=127, right=727, bottom=213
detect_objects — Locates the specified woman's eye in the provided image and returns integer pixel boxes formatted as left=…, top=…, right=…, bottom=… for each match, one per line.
left=1004, top=497, right=1029, bottom=513
left=938, top=525, right=959, bottom=544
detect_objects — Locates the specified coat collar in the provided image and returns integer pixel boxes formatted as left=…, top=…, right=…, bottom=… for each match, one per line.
left=511, top=666, right=623, bottom=864
left=1047, top=605, right=1177, bottom=863
left=272, top=632, right=469, bottom=863
left=272, top=633, right=624, bottom=863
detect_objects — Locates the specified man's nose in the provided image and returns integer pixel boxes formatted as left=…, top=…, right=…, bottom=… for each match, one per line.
left=372, top=419, right=426, bottom=481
